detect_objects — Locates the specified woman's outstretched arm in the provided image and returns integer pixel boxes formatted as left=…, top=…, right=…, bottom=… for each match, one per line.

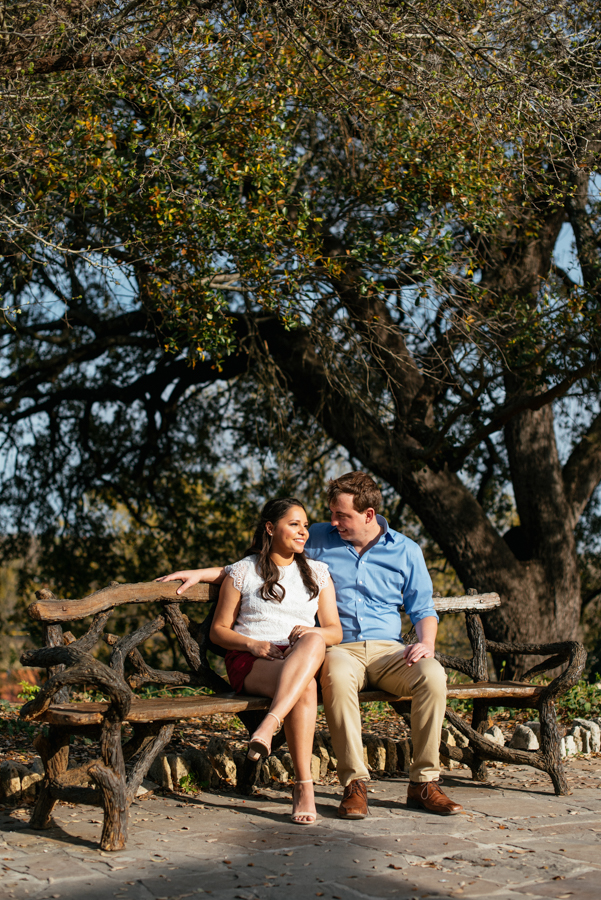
left=155, top=566, right=227, bottom=594
left=287, top=578, right=342, bottom=648
left=209, top=576, right=286, bottom=660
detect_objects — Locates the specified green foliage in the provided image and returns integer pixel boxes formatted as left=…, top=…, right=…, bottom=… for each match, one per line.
left=178, top=772, right=206, bottom=794
left=555, top=677, right=601, bottom=723
left=362, top=701, right=391, bottom=724
left=0, top=715, right=36, bottom=740
left=17, top=681, right=40, bottom=701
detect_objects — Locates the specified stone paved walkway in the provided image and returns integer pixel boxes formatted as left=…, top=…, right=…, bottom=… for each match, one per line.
left=1, top=758, right=600, bottom=900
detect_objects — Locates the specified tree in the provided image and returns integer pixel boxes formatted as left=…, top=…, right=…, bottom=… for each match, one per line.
left=2, top=2, right=601, bottom=669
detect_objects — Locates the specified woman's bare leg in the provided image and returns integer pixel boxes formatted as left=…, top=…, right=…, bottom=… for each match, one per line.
left=243, top=633, right=324, bottom=821
left=284, top=679, right=318, bottom=822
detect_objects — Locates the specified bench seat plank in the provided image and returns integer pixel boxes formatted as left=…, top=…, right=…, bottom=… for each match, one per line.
left=32, top=682, right=542, bottom=726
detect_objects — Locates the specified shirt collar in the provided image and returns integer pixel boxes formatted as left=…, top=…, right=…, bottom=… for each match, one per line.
left=376, top=514, right=396, bottom=543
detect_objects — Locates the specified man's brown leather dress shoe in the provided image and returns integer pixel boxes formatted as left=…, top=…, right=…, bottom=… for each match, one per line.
left=407, top=780, right=463, bottom=815
left=337, top=779, right=368, bottom=819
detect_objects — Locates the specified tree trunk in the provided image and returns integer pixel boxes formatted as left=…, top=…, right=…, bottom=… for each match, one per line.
left=500, top=398, right=581, bottom=644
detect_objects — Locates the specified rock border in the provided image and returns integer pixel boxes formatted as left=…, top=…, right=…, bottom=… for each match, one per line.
left=2, top=718, right=600, bottom=803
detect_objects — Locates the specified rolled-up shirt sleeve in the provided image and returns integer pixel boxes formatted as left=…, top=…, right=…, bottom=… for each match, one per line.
left=402, top=546, right=438, bottom=625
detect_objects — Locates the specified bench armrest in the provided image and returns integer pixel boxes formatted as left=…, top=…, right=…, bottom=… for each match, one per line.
left=19, top=646, right=131, bottom=721
left=485, top=639, right=586, bottom=698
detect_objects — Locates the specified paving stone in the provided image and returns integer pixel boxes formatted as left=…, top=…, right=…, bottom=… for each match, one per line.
left=139, top=866, right=243, bottom=894
left=5, top=852, right=96, bottom=882
left=351, top=835, right=426, bottom=857
left=527, top=840, right=601, bottom=866
left=31, top=877, right=156, bottom=900
left=396, top=835, right=480, bottom=859
left=530, top=821, right=600, bottom=835
left=220, top=830, right=336, bottom=851
left=461, top=796, right=565, bottom=817
left=338, top=871, right=423, bottom=896
left=0, top=871, right=42, bottom=895
left=512, top=869, right=600, bottom=898
left=434, top=876, right=507, bottom=897
left=408, top=868, right=507, bottom=895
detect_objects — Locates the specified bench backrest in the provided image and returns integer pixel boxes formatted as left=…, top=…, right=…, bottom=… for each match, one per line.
left=26, top=582, right=501, bottom=694
left=28, top=583, right=501, bottom=623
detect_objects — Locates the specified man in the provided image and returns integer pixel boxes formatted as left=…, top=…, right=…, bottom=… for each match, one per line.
left=304, top=471, right=461, bottom=818
left=158, top=471, right=462, bottom=818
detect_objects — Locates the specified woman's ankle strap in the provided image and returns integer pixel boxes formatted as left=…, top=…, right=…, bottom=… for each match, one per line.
left=266, top=711, right=282, bottom=731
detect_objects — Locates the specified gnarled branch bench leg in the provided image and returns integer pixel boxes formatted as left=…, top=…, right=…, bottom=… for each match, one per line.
left=126, top=722, right=174, bottom=802
left=30, top=726, right=70, bottom=830
left=90, top=716, right=128, bottom=851
left=470, top=699, right=489, bottom=783
left=539, top=696, right=569, bottom=796
left=445, top=705, right=571, bottom=796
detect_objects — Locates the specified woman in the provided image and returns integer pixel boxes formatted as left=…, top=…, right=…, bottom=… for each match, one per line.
left=158, top=498, right=341, bottom=825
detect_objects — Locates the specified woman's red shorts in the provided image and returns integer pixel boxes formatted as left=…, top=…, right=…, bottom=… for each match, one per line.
left=225, top=645, right=288, bottom=693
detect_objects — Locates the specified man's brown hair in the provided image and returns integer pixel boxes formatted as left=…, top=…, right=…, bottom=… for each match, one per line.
left=327, top=471, right=382, bottom=514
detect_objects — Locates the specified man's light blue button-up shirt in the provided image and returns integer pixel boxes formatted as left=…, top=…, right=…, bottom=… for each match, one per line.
left=305, top=515, right=437, bottom=644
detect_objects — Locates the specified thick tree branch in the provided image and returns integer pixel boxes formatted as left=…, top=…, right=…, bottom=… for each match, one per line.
left=3, top=47, right=151, bottom=77
left=0, top=332, right=250, bottom=423
left=565, top=159, right=601, bottom=302
left=421, top=358, right=601, bottom=470
left=323, top=238, right=425, bottom=420
left=563, top=411, right=601, bottom=525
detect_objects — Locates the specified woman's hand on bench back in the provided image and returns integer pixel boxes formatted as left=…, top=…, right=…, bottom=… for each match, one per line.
left=155, top=566, right=226, bottom=594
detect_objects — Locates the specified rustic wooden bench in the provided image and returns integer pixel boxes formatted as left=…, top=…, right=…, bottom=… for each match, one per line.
left=19, top=582, right=585, bottom=851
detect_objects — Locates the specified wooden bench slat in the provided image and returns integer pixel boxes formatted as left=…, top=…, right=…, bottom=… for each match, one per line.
left=28, top=584, right=501, bottom=624
left=431, top=593, right=500, bottom=613
left=28, top=582, right=220, bottom=622
left=32, top=681, right=541, bottom=726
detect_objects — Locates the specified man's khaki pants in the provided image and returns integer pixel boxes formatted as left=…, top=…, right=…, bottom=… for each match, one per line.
left=320, top=641, right=447, bottom=785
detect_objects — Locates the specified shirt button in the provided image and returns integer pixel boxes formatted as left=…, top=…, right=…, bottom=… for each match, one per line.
left=359, top=580, right=363, bottom=584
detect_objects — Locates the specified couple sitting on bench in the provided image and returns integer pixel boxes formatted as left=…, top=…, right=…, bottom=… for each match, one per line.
left=157, top=471, right=462, bottom=825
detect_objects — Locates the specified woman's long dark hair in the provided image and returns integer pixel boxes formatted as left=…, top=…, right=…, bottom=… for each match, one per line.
left=244, top=498, right=319, bottom=603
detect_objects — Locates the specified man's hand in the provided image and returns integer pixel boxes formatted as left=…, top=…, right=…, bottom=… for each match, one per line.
left=155, top=570, right=203, bottom=594
left=403, top=640, right=435, bottom=667
left=248, top=640, right=286, bottom=660
left=404, top=615, right=438, bottom=666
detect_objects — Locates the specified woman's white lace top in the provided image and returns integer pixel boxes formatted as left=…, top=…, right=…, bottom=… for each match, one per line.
left=224, top=555, right=330, bottom=644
